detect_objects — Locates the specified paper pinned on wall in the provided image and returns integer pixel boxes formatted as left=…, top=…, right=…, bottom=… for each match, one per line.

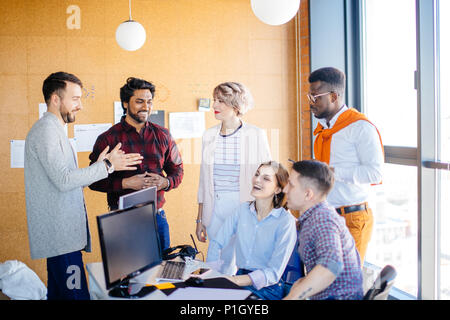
left=39, top=103, right=47, bottom=119
left=114, top=101, right=123, bottom=124
left=74, top=123, right=112, bottom=152
left=169, top=112, right=205, bottom=139
left=10, top=140, right=25, bottom=168
left=198, top=98, right=211, bottom=111
left=150, top=110, right=165, bottom=127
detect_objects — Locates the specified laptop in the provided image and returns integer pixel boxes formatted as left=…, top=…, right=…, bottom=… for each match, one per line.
left=156, top=260, right=187, bottom=283
left=118, top=186, right=157, bottom=210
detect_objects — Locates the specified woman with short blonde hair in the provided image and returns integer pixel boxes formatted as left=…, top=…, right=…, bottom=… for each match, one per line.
left=196, top=82, right=271, bottom=275
left=212, top=82, right=254, bottom=116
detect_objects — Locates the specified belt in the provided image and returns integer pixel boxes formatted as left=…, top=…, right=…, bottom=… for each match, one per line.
left=157, top=208, right=164, bottom=213
left=335, top=203, right=368, bottom=214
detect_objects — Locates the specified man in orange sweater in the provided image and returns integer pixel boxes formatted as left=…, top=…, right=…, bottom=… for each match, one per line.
left=308, top=67, right=384, bottom=264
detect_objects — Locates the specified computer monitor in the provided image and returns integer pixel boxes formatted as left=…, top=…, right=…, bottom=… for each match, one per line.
left=97, top=201, right=162, bottom=298
left=118, top=186, right=157, bottom=210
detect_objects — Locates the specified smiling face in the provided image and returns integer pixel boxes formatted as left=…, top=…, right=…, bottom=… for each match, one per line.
left=251, top=164, right=282, bottom=201
left=58, top=81, right=83, bottom=123
left=124, top=89, right=153, bottom=124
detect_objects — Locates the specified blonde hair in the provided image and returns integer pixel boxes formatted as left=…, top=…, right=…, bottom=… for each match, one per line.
left=213, top=82, right=254, bottom=116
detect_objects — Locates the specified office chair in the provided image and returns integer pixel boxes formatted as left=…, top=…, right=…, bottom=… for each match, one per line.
left=363, top=264, right=397, bottom=300
left=281, top=241, right=304, bottom=297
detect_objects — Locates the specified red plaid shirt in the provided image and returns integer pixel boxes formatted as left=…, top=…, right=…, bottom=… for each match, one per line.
left=88, top=117, right=183, bottom=210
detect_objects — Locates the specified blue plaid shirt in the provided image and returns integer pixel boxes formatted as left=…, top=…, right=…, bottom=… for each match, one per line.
left=298, top=201, right=363, bottom=300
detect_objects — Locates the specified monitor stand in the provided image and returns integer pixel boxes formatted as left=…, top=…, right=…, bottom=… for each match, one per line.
left=108, top=281, right=157, bottom=299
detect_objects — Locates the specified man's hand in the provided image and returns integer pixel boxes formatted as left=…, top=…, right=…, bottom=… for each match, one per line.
left=122, top=171, right=169, bottom=191
left=122, top=173, right=153, bottom=190
left=283, top=265, right=336, bottom=300
left=97, top=143, right=143, bottom=171
left=146, top=172, right=169, bottom=191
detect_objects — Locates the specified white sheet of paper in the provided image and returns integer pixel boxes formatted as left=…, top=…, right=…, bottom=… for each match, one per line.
left=166, top=287, right=251, bottom=300
left=74, top=123, right=112, bottom=152
left=169, top=112, right=205, bottom=139
left=10, top=140, right=25, bottom=168
left=39, top=103, right=47, bottom=119
left=114, top=101, right=123, bottom=124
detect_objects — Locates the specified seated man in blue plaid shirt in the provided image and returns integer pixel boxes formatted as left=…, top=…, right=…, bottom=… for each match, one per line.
left=283, top=160, right=363, bottom=300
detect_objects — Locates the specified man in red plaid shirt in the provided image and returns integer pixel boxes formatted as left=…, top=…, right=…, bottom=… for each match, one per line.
left=89, top=77, right=184, bottom=250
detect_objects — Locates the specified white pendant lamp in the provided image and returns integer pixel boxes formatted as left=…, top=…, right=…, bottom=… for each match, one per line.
left=115, top=0, right=146, bottom=51
left=251, top=0, right=300, bottom=26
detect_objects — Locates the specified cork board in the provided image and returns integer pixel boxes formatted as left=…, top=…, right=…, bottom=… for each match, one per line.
left=0, top=0, right=300, bottom=286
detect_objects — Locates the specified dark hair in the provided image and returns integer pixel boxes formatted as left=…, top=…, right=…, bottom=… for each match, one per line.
left=120, top=77, right=155, bottom=114
left=253, top=161, right=290, bottom=210
left=292, top=160, right=334, bottom=196
left=308, top=67, right=345, bottom=97
left=42, top=72, right=83, bottom=104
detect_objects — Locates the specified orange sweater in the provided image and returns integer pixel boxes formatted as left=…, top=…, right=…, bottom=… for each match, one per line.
left=313, top=108, right=383, bottom=165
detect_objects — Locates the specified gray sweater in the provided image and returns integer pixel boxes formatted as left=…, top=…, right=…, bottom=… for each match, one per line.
left=24, top=112, right=108, bottom=259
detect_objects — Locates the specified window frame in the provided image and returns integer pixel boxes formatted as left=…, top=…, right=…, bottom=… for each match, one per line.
left=308, top=0, right=443, bottom=299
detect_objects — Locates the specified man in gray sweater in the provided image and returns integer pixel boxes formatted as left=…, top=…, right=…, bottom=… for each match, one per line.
left=24, top=72, right=143, bottom=300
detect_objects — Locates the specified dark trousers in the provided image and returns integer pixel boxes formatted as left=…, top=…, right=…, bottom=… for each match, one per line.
left=46, top=250, right=90, bottom=300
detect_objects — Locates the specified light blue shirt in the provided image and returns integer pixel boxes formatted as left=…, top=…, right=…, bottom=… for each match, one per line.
left=207, top=202, right=297, bottom=290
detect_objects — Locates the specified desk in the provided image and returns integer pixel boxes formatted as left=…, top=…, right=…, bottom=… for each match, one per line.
left=0, top=290, right=10, bottom=300
left=86, top=261, right=251, bottom=300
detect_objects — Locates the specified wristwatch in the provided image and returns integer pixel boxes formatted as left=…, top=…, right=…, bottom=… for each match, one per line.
left=103, top=158, right=114, bottom=174
left=163, top=177, right=170, bottom=191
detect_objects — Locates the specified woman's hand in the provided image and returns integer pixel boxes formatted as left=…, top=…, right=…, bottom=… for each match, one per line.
left=196, top=222, right=208, bottom=242
left=196, top=204, right=207, bottom=242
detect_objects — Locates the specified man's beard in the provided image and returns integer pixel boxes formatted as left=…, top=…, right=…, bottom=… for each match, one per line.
left=60, top=102, right=76, bottom=123
left=311, top=105, right=332, bottom=120
left=128, top=109, right=148, bottom=123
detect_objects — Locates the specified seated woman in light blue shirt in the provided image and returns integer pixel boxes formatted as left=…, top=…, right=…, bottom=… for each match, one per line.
left=206, top=161, right=297, bottom=300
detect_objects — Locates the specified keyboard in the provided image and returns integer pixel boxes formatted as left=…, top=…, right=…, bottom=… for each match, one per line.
left=157, top=261, right=186, bottom=281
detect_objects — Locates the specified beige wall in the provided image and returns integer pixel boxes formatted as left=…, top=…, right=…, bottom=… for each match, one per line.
left=0, top=0, right=300, bottom=285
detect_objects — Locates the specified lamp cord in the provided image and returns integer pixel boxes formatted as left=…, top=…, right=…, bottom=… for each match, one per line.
left=128, top=0, right=132, bottom=20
